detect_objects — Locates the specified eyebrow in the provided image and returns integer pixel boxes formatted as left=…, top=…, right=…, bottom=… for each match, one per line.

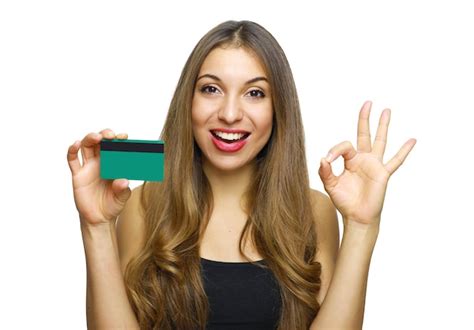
left=196, top=74, right=269, bottom=85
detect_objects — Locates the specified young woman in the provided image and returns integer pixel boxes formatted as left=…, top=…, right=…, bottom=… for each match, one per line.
left=67, top=20, right=416, bottom=330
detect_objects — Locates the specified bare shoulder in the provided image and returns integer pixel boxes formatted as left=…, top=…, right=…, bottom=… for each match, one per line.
left=116, top=184, right=146, bottom=274
left=309, top=189, right=334, bottom=216
left=310, top=189, right=339, bottom=247
left=309, top=188, right=340, bottom=305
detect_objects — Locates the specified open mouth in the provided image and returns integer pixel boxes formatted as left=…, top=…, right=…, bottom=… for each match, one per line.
left=210, top=131, right=251, bottom=144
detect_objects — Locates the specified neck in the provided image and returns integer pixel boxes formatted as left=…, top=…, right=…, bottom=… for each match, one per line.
left=202, top=158, right=256, bottom=209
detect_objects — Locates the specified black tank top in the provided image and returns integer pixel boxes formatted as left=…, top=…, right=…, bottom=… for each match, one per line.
left=201, top=257, right=282, bottom=330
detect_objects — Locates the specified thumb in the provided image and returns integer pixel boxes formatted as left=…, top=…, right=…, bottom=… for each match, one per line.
left=111, top=179, right=132, bottom=204
left=319, top=157, right=338, bottom=190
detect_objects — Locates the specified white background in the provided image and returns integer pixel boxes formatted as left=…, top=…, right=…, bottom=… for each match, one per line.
left=1, top=1, right=472, bottom=329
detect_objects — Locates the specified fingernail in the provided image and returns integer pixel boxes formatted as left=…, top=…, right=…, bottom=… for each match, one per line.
left=326, top=153, right=333, bottom=162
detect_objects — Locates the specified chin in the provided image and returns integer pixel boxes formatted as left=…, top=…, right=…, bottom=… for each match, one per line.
left=202, top=151, right=254, bottom=171
left=209, top=158, right=249, bottom=171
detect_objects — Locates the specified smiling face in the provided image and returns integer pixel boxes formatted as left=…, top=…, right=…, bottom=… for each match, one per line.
left=191, top=46, right=273, bottom=173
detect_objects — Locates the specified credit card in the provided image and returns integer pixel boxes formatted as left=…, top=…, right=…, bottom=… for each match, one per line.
left=100, top=138, right=164, bottom=182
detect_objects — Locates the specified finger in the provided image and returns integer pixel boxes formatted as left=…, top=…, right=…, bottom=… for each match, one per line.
left=319, top=157, right=338, bottom=191
left=99, top=128, right=116, bottom=138
left=80, top=132, right=102, bottom=163
left=67, top=140, right=82, bottom=175
left=326, top=141, right=357, bottom=169
left=385, top=138, right=417, bottom=175
left=357, top=100, right=372, bottom=153
left=112, top=178, right=130, bottom=193
left=111, top=179, right=131, bottom=203
left=96, top=128, right=117, bottom=157
left=116, top=133, right=128, bottom=140
left=372, top=108, right=391, bottom=160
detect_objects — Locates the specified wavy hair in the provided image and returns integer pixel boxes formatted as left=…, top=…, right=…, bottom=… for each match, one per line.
left=124, top=20, right=322, bottom=329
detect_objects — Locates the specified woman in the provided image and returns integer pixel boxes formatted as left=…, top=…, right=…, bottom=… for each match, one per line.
left=67, top=20, right=416, bottom=329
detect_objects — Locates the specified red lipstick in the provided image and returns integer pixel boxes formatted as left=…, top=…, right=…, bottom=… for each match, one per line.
left=209, top=131, right=250, bottom=153
left=210, top=128, right=250, bottom=134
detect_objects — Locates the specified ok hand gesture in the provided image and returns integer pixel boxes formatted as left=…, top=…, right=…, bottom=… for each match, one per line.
left=318, top=101, right=416, bottom=228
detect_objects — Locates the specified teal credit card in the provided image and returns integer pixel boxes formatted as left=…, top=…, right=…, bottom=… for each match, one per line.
left=100, top=139, right=164, bottom=182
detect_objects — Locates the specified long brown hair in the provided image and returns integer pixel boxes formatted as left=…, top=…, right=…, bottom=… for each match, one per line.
left=124, top=20, right=321, bottom=329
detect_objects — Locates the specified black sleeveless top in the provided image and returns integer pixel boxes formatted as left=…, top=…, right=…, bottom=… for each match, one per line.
left=201, top=257, right=282, bottom=330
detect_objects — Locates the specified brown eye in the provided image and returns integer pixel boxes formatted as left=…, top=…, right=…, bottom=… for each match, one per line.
left=247, top=89, right=265, bottom=98
left=201, top=85, right=219, bottom=94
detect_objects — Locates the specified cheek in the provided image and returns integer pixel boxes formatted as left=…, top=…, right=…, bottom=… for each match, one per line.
left=191, top=100, right=204, bottom=128
left=191, top=109, right=211, bottom=145
left=191, top=94, right=202, bottom=120
left=192, top=97, right=216, bottom=130
left=191, top=112, right=202, bottom=140
left=192, top=94, right=204, bottom=115
left=256, top=108, right=273, bottom=133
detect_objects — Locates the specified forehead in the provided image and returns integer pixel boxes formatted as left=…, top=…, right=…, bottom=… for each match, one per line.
left=198, top=47, right=267, bottom=78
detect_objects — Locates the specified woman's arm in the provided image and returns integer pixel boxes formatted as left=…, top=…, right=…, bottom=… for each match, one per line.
left=310, top=220, right=378, bottom=329
left=311, top=101, right=416, bottom=329
left=81, top=220, right=140, bottom=329
left=68, top=129, right=141, bottom=328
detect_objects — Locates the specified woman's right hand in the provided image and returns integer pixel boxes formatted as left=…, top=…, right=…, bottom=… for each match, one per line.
left=67, top=128, right=132, bottom=227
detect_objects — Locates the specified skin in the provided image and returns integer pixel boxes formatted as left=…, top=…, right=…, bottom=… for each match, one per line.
left=68, top=129, right=140, bottom=328
left=191, top=46, right=275, bottom=261
left=192, top=47, right=274, bottom=175
left=311, top=101, right=417, bottom=328
left=69, top=46, right=416, bottom=329
left=320, top=101, right=417, bottom=228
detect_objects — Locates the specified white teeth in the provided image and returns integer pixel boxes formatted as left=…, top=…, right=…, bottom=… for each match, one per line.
left=213, top=131, right=246, bottom=140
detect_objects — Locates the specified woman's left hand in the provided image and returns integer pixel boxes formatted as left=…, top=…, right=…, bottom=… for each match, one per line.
left=318, top=101, right=416, bottom=228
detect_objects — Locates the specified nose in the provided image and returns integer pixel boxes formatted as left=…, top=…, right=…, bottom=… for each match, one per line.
left=217, top=95, right=243, bottom=123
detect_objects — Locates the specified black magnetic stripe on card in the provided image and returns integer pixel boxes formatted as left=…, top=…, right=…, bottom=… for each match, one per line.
left=101, top=141, right=164, bottom=153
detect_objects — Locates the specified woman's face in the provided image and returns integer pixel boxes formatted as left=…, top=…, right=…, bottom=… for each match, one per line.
left=191, top=46, right=273, bottom=172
